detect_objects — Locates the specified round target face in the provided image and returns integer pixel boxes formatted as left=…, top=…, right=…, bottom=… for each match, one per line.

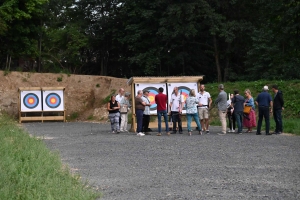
left=143, top=87, right=159, bottom=111
left=23, top=93, right=39, bottom=109
left=178, top=86, right=191, bottom=102
left=45, top=93, right=61, bottom=108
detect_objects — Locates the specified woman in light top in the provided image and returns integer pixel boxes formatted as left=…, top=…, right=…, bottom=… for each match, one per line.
left=185, top=89, right=202, bottom=136
left=243, top=89, right=256, bottom=133
left=120, top=92, right=131, bottom=132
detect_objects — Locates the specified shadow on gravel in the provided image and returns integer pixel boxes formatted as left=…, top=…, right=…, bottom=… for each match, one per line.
left=23, top=122, right=300, bottom=200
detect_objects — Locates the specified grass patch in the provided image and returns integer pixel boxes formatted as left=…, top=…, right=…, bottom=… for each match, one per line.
left=0, top=113, right=101, bottom=199
left=68, top=112, right=79, bottom=121
left=102, top=89, right=116, bottom=104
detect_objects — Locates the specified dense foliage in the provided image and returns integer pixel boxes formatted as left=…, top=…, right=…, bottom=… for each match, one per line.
left=0, top=0, right=299, bottom=82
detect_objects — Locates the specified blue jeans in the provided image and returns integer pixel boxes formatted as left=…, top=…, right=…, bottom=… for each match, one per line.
left=257, top=106, right=270, bottom=134
left=234, top=111, right=243, bottom=133
left=136, top=109, right=144, bottom=133
left=186, top=113, right=202, bottom=132
left=273, top=109, right=283, bottom=132
left=157, top=110, right=169, bottom=133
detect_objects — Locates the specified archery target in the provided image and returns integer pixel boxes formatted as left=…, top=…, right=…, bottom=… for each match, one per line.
left=20, top=91, right=42, bottom=111
left=135, top=83, right=167, bottom=114
left=42, top=90, right=64, bottom=111
left=167, top=83, right=198, bottom=114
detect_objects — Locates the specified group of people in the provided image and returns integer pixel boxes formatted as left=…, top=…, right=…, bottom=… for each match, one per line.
left=217, top=84, right=284, bottom=135
left=107, top=83, right=284, bottom=136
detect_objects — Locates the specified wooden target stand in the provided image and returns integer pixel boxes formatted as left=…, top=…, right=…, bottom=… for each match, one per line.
left=127, top=76, right=204, bottom=132
left=18, top=87, right=66, bottom=123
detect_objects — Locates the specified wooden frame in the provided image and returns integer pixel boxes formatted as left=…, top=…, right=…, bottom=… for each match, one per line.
left=127, top=76, right=204, bottom=132
left=18, top=87, right=66, bottom=123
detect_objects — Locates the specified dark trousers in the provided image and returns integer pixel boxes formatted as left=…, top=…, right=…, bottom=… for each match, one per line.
left=227, top=112, right=236, bottom=130
left=257, top=106, right=270, bottom=134
left=136, top=109, right=144, bottom=133
left=273, top=109, right=283, bottom=132
left=234, top=111, right=243, bottom=133
left=171, top=111, right=183, bottom=133
left=142, top=114, right=150, bottom=132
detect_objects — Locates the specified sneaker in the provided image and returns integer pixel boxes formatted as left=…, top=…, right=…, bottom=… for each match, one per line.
left=166, top=132, right=170, bottom=136
left=120, top=130, right=124, bottom=132
left=199, top=131, right=203, bottom=135
left=112, top=131, right=115, bottom=134
left=228, top=130, right=232, bottom=133
left=124, top=130, right=128, bottom=132
left=156, top=133, right=162, bottom=136
left=137, top=132, right=145, bottom=136
left=217, top=132, right=226, bottom=135
left=237, top=132, right=242, bottom=135
left=116, top=130, right=120, bottom=134
left=188, top=132, right=192, bottom=136
left=206, top=130, right=210, bottom=134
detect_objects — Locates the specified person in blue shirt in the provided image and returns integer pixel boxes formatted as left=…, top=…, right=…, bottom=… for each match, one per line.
left=255, top=86, right=273, bottom=135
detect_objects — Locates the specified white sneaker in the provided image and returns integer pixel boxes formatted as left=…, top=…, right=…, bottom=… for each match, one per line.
left=137, top=132, right=145, bottom=136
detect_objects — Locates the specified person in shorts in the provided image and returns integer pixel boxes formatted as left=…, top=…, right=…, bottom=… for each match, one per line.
left=196, top=84, right=212, bottom=134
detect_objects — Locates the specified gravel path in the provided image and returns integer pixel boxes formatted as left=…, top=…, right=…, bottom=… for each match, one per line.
left=23, top=122, right=300, bottom=200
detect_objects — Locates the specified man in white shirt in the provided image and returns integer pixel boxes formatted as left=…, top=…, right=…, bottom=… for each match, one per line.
left=116, top=88, right=125, bottom=126
left=141, top=90, right=151, bottom=135
left=169, top=87, right=184, bottom=134
left=196, top=84, right=212, bottom=133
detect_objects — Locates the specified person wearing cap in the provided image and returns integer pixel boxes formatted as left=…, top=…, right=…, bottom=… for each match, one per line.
left=169, top=87, right=184, bottom=134
left=119, top=92, right=131, bottom=132
left=107, top=95, right=120, bottom=134
left=255, top=85, right=273, bottom=135
left=141, top=90, right=151, bottom=135
left=215, top=84, right=228, bottom=135
left=155, top=87, right=170, bottom=136
left=271, top=84, right=284, bottom=134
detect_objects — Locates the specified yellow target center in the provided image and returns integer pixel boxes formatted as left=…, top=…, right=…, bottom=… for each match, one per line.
left=28, top=98, right=34, bottom=104
left=149, top=96, right=154, bottom=103
left=50, top=98, right=56, bottom=104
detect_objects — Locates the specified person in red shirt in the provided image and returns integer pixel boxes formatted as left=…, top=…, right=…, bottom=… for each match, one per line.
left=155, top=87, right=170, bottom=136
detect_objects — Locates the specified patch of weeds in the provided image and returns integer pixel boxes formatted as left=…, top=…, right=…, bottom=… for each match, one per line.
left=68, top=112, right=79, bottom=120
left=22, top=78, right=28, bottom=82
left=100, top=117, right=104, bottom=121
left=96, top=84, right=100, bottom=88
left=102, top=89, right=117, bottom=104
left=3, top=70, right=10, bottom=76
left=87, top=115, right=94, bottom=120
left=57, top=76, right=63, bottom=82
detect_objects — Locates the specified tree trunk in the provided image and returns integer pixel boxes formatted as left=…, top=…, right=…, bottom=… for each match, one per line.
left=224, top=42, right=231, bottom=82
left=213, top=35, right=222, bottom=82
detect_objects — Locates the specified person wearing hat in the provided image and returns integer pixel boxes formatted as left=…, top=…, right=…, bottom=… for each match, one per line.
left=141, top=90, right=151, bottom=135
left=119, top=92, right=131, bottom=132
left=255, top=85, right=273, bottom=135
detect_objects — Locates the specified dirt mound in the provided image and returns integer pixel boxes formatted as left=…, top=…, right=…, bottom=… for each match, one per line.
left=0, top=71, right=130, bottom=121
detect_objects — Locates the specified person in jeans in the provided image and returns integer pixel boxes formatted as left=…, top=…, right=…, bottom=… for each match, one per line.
left=141, top=90, right=151, bottom=135
left=255, top=85, right=273, bottom=135
left=169, top=87, right=184, bottom=134
left=271, top=85, right=284, bottom=134
left=135, top=90, right=146, bottom=136
left=155, top=87, right=170, bottom=136
left=215, top=84, right=227, bottom=135
left=231, top=89, right=245, bottom=134
left=107, top=95, right=120, bottom=134
left=185, top=89, right=202, bottom=136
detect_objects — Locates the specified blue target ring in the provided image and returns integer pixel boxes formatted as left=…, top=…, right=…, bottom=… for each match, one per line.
left=45, top=93, right=61, bottom=108
left=23, top=93, right=39, bottom=109
left=143, top=87, right=159, bottom=111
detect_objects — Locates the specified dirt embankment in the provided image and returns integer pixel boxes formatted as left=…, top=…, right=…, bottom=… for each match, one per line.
left=0, top=71, right=130, bottom=121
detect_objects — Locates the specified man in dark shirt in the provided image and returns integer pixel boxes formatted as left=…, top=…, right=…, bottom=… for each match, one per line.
left=135, top=90, right=146, bottom=136
left=255, top=86, right=273, bottom=135
left=271, top=85, right=284, bottom=134
left=155, top=87, right=170, bottom=136
left=231, top=89, right=245, bottom=134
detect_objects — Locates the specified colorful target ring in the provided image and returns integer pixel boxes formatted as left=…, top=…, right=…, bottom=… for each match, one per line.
left=143, top=87, right=159, bottom=111
left=45, top=93, right=61, bottom=108
left=178, top=86, right=192, bottom=110
left=23, top=93, right=39, bottom=109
